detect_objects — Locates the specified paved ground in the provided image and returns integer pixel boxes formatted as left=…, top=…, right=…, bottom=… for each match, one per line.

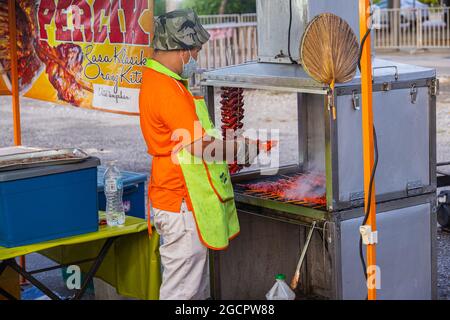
left=0, top=50, right=449, bottom=300
left=378, top=49, right=450, bottom=77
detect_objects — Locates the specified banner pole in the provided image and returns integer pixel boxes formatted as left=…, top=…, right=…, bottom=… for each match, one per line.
left=359, top=0, right=377, bottom=300
left=8, top=0, right=21, bottom=146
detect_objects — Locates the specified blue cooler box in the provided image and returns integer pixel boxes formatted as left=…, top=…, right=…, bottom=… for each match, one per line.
left=0, top=157, right=100, bottom=248
left=97, top=167, right=148, bottom=219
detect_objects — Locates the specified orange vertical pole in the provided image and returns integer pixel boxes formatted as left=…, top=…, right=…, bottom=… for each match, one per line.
left=359, top=0, right=377, bottom=300
left=8, top=0, right=21, bottom=146
left=8, top=0, right=26, bottom=285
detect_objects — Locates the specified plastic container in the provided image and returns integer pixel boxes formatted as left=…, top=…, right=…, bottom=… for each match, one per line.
left=266, top=274, right=296, bottom=300
left=103, top=162, right=125, bottom=227
left=0, top=157, right=100, bottom=248
left=97, top=167, right=147, bottom=219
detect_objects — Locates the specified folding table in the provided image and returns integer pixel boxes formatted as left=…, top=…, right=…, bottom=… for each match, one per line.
left=0, top=215, right=161, bottom=300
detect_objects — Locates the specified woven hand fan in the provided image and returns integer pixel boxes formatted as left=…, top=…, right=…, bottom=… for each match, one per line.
left=300, top=13, right=359, bottom=99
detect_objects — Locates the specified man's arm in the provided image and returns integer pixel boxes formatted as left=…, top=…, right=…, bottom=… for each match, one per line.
left=187, top=136, right=237, bottom=161
left=186, top=136, right=259, bottom=167
left=158, top=89, right=260, bottom=166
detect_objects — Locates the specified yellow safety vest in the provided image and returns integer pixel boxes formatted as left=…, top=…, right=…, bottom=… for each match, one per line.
left=146, top=59, right=240, bottom=250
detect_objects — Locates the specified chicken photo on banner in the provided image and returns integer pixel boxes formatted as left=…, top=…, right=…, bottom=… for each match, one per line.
left=0, top=0, right=153, bottom=114
left=0, top=0, right=43, bottom=93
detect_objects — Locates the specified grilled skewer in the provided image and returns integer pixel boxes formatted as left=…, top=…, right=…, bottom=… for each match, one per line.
left=220, top=87, right=246, bottom=174
left=240, top=173, right=327, bottom=206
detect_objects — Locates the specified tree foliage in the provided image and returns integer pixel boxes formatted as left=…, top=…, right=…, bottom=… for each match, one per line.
left=154, top=0, right=166, bottom=16
left=182, top=0, right=256, bottom=15
left=419, top=0, right=441, bottom=5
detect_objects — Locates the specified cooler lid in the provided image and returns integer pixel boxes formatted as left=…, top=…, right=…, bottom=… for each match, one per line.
left=0, top=146, right=42, bottom=156
left=0, top=157, right=100, bottom=182
left=97, top=166, right=148, bottom=191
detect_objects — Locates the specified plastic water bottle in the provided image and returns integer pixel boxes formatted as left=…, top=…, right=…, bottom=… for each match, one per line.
left=266, top=274, right=296, bottom=300
left=104, top=161, right=125, bottom=227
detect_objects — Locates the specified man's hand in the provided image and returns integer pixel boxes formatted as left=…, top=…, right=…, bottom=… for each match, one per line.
left=185, top=135, right=276, bottom=167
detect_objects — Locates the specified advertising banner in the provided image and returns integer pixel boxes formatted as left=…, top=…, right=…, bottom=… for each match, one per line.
left=0, top=0, right=153, bottom=115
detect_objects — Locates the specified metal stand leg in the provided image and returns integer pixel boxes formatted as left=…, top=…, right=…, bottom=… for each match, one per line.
left=0, top=236, right=118, bottom=301
left=72, top=237, right=117, bottom=300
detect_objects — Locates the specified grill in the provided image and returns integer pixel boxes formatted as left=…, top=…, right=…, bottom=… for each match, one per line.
left=202, top=60, right=437, bottom=216
left=201, top=0, right=438, bottom=300
left=201, top=60, right=438, bottom=300
left=234, top=172, right=327, bottom=210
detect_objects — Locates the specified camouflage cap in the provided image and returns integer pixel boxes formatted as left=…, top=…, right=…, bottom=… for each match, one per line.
left=153, top=9, right=211, bottom=51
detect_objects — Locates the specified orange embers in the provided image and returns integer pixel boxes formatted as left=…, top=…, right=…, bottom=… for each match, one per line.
left=241, top=173, right=326, bottom=206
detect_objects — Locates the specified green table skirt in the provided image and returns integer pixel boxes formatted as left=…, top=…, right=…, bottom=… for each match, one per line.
left=0, top=215, right=161, bottom=300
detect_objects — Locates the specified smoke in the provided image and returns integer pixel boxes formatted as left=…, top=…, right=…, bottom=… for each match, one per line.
left=243, top=169, right=326, bottom=204
left=283, top=172, right=326, bottom=201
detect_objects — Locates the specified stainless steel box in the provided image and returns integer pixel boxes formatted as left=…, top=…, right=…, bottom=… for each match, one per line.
left=257, top=0, right=361, bottom=64
left=333, top=82, right=436, bottom=210
left=211, top=193, right=437, bottom=300
left=201, top=59, right=437, bottom=213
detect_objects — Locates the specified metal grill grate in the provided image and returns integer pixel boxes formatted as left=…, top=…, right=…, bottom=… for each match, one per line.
left=233, top=172, right=327, bottom=211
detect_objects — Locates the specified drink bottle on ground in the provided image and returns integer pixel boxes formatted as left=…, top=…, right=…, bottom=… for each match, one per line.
left=266, top=274, right=296, bottom=300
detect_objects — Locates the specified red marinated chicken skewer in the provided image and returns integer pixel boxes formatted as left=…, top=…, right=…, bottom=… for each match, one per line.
left=220, top=87, right=245, bottom=174
left=220, top=87, right=278, bottom=174
left=241, top=173, right=326, bottom=206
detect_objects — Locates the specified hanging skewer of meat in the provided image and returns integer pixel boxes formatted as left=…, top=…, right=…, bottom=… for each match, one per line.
left=220, top=87, right=277, bottom=174
left=220, top=87, right=245, bottom=174
left=220, top=87, right=245, bottom=135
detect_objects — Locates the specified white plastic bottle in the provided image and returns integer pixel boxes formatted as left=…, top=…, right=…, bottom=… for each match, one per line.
left=104, top=161, right=125, bottom=227
left=266, top=274, right=296, bottom=300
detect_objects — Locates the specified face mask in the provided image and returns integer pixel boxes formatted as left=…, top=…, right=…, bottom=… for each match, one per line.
left=180, top=51, right=198, bottom=79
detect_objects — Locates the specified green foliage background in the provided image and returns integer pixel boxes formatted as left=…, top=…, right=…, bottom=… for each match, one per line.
left=182, top=0, right=256, bottom=14
left=154, top=0, right=256, bottom=15
left=154, top=0, right=166, bottom=16
left=419, top=0, right=441, bottom=5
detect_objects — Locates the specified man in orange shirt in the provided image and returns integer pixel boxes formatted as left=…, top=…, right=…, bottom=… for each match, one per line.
left=139, top=9, right=260, bottom=300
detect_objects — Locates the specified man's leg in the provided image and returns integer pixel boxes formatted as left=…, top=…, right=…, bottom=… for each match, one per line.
left=182, top=202, right=209, bottom=300
left=153, top=202, right=209, bottom=300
